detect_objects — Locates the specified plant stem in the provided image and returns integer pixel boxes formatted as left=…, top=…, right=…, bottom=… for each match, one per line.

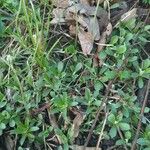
left=131, top=79, right=150, bottom=150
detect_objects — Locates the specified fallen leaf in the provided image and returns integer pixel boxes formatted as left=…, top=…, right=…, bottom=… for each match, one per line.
left=105, top=22, right=112, bottom=36
left=80, top=0, right=90, bottom=5
left=95, top=0, right=105, bottom=4
left=65, top=11, right=76, bottom=25
left=77, top=15, right=90, bottom=29
left=50, top=8, right=66, bottom=24
left=72, top=111, right=84, bottom=138
left=52, top=0, right=70, bottom=9
left=69, top=25, right=77, bottom=36
left=120, top=8, right=137, bottom=22
left=78, top=30, right=94, bottom=55
left=93, top=52, right=103, bottom=67
left=77, top=16, right=100, bottom=40
left=70, top=145, right=101, bottom=150
left=4, top=135, right=14, bottom=150
left=97, top=23, right=112, bottom=52
left=79, top=5, right=102, bottom=17
left=89, top=17, right=100, bottom=40
left=97, top=32, right=107, bottom=52
left=68, top=4, right=83, bottom=14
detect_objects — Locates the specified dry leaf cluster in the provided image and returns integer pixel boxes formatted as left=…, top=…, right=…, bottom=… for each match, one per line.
left=51, top=0, right=111, bottom=55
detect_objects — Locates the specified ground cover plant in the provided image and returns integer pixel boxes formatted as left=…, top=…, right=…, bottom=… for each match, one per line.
left=0, top=0, right=150, bottom=150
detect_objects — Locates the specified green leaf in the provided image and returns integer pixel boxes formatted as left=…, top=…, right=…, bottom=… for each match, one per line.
left=9, top=120, right=16, bottom=127
left=120, top=70, right=131, bottom=80
left=0, top=123, right=6, bottom=130
left=0, top=92, right=5, bottom=100
left=138, top=77, right=144, bottom=89
left=108, top=114, right=116, bottom=123
left=117, top=45, right=126, bottom=54
left=119, top=27, right=126, bottom=37
left=110, top=3, right=120, bottom=9
left=20, top=136, right=26, bottom=146
left=144, top=107, right=150, bottom=113
left=125, top=131, right=131, bottom=139
left=110, top=35, right=118, bottom=44
left=0, top=101, right=7, bottom=108
left=65, top=45, right=76, bottom=54
left=116, top=113, right=123, bottom=122
left=125, top=33, right=133, bottom=42
left=104, top=70, right=116, bottom=80
left=139, top=36, right=148, bottom=43
left=143, top=59, right=150, bottom=69
left=109, top=127, right=117, bottom=138
left=58, top=61, right=64, bottom=72
left=125, top=19, right=136, bottom=30
left=73, top=63, right=82, bottom=75
left=119, top=122, right=130, bottom=131
left=131, top=48, right=139, bottom=53
left=85, top=88, right=91, bottom=102
left=18, top=147, right=24, bottom=150
left=143, top=148, right=150, bottom=150
left=0, top=17, right=4, bottom=36
left=94, top=81, right=103, bottom=91
left=128, top=56, right=138, bottom=62
left=30, top=126, right=39, bottom=132
left=99, top=51, right=107, bottom=59
left=116, top=139, right=125, bottom=145
left=144, top=25, right=150, bottom=31
left=137, top=138, right=149, bottom=146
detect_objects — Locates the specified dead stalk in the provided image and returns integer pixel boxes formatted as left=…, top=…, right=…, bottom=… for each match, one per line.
left=131, top=79, right=150, bottom=150
left=96, top=110, right=108, bottom=150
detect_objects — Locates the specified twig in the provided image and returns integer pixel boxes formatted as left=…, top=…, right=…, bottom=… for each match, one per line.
left=107, top=145, right=119, bottom=150
left=47, top=108, right=62, bottom=144
left=131, top=79, right=150, bottom=150
left=31, top=103, right=51, bottom=116
left=117, top=127, right=128, bottom=150
left=83, top=80, right=114, bottom=149
left=96, top=110, right=108, bottom=150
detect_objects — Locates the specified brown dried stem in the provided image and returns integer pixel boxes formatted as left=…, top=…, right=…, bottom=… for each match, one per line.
left=131, top=79, right=150, bottom=150
left=83, top=80, right=114, bottom=149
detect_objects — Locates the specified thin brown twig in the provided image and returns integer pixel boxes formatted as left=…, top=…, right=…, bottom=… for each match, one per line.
left=131, top=79, right=150, bottom=150
left=83, top=80, right=114, bottom=149
left=117, top=127, right=128, bottom=150
left=96, top=110, right=108, bottom=150
left=31, top=103, right=51, bottom=116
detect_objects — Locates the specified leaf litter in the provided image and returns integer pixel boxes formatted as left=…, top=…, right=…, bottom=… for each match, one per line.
left=51, top=0, right=110, bottom=55
left=51, top=0, right=136, bottom=56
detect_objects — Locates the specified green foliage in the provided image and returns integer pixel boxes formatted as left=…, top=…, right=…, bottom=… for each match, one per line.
left=142, top=0, right=150, bottom=4
left=0, top=1, right=150, bottom=149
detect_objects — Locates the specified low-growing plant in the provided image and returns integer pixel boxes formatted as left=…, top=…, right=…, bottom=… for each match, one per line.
left=0, top=1, right=150, bottom=150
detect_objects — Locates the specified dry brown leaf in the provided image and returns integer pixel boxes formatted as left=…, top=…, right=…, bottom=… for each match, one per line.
left=52, top=0, right=70, bottom=9
left=65, top=9, right=75, bottom=22
left=77, top=16, right=100, bottom=40
left=78, top=30, right=94, bottom=55
left=105, top=23, right=112, bottom=36
left=89, top=17, right=100, bottom=41
left=4, top=135, right=14, bottom=150
left=80, top=0, right=90, bottom=5
left=97, top=23, right=112, bottom=52
left=95, top=0, right=105, bottom=4
left=69, top=25, right=77, bottom=36
left=77, top=15, right=90, bottom=28
left=97, top=32, right=107, bottom=52
left=72, top=112, right=84, bottom=138
left=70, top=145, right=101, bottom=150
left=50, top=8, right=66, bottom=24
left=120, top=8, right=137, bottom=22
left=68, top=4, right=83, bottom=14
